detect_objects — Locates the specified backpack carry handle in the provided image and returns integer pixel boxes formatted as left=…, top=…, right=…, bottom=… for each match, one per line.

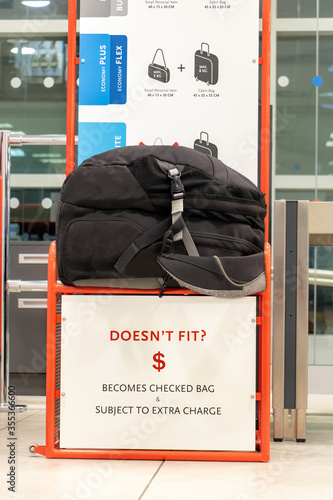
left=200, top=42, right=210, bottom=56
left=152, top=48, right=167, bottom=69
left=139, top=140, right=179, bottom=146
left=154, top=137, right=163, bottom=145
left=199, top=131, right=209, bottom=144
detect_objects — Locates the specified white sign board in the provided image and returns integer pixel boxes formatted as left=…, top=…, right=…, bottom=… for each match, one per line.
left=60, top=295, right=256, bottom=451
left=78, top=0, right=260, bottom=183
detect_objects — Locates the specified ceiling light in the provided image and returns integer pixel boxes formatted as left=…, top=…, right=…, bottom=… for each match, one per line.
left=325, top=141, right=333, bottom=147
left=10, top=149, right=26, bottom=158
left=11, top=47, right=36, bottom=55
left=7, top=38, right=28, bottom=44
left=21, top=1, right=51, bottom=7
left=41, top=197, right=53, bottom=209
left=32, top=153, right=62, bottom=158
left=43, top=76, right=55, bottom=88
left=10, top=77, right=22, bottom=89
left=39, top=159, right=66, bottom=164
left=278, top=75, right=290, bottom=88
left=10, top=198, right=21, bottom=210
left=22, top=47, right=36, bottom=55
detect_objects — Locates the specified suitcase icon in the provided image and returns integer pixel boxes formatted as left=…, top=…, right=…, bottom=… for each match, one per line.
left=194, top=42, right=219, bottom=85
left=148, top=49, right=170, bottom=83
left=194, top=131, right=218, bottom=158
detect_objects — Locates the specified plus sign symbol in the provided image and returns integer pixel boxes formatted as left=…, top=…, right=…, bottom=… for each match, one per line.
left=177, top=64, right=185, bottom=72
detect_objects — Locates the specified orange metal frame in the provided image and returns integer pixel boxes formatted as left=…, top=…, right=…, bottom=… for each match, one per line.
left=34, top=240, right=271, bottom=462
left=0, top=157, right=2, bottom=354
left=34, top=0, right=271, bottom=462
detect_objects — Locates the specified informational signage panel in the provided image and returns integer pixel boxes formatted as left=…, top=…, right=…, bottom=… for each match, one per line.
left=78, top=0, right=260, bottom=183
left=60, top=295, right=256, bottom=451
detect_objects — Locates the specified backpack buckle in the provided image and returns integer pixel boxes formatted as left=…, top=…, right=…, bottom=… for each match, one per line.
left=162, top=229, right=173, bottom=254
left=168, top=168, right=184, bottom=200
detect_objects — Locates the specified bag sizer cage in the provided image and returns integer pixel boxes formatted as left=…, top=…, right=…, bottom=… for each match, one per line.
left=28, top=0, right=272, bottom=462
left=31, top=239, right=271, bottom=461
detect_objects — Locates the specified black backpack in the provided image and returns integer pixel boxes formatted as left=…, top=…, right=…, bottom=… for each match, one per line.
left=56, top=145, right=267, bottom=297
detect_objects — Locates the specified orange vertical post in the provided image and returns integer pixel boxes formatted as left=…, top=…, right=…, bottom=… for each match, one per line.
left=259, top=0, right=272, bottom=460
left=0, top=153, right=2, bottom=356
left=261, top=0, right=271, bottom=242
left=260, top=242, right=272, bottom=461
left=45, top=242, right=58, bottom=456
left=66, top=0, right=77, bottom=177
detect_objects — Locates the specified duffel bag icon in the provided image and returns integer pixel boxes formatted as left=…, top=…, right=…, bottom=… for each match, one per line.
left=148, top=48, right=170, bottom=83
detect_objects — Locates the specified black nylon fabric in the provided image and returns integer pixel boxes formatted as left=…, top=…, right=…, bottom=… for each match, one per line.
left=64, top=145, right=266, bottom=213
left=56, top=145, right=267, bottom=294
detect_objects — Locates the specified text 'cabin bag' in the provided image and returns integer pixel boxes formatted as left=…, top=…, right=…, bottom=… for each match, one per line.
left=56, top=145, right=267, bottom=297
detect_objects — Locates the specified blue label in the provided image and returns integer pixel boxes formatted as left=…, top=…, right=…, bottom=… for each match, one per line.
left=109, top=35, right=127, bottom=104
left=79, top=34, right=127, bottom=105
left=78, top=122, right=126, bottom=164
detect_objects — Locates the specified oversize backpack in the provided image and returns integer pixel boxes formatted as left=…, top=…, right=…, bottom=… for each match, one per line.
left=56, top=145, right=267, bottom=297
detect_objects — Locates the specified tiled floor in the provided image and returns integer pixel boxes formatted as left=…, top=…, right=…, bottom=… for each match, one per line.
left=0, top=396, right=333, bottom=500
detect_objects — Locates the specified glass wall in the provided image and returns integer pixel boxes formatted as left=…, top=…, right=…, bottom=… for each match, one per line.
left=0, top=34, right=68, bottom=240
left=274, top=0, right=333, bottom=365
left=276, top=34, right=333, bottom=177
left=277, top=0, right=332, bottom=18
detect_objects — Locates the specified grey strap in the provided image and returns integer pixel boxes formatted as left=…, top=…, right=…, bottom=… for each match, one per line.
left=167, top=167, right=199, bottom=257
left=182, top=224, right=199, bottom=257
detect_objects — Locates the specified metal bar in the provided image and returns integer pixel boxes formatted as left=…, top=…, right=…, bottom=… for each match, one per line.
left=259, top=242, right=271, bottom=461
left=0, top=131, right=11, bottom=408
left=284, top=201, right=298, bottom=410
left=261, top=0, right=271, bottom=244
left=309, top=269, right=333, bottom=280
left=18, top=254, right=49, bottom=265
left=272, top=200, right=286, bottom=441
left=9, top=135, right=78, bottom=147
left=308, top=277, right=333, bottom=287
left=18, top=298, right=47, bottom=309
left=273, top=201, right=311, bottom=441
left=66, top=0, right=78, bottom=177
left=7, top=280, right=48, bottom=293
left=37, top=446, right=268, bottom=462
left=45, top=241, right=58, bottom=455
left=273, top=268, right=333, bottom=286
left=1, top=129, right=61, bottom=410
left=295, top=201, right=309, bottom=442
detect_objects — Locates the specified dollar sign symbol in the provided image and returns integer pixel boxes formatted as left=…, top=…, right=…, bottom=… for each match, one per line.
left=152, top=351, right=166, bottom=372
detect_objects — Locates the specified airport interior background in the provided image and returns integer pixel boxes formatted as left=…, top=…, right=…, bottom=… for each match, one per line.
left=0, top=2, right=333, bottom=500
left=1, top=0, right=333, bottom=395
